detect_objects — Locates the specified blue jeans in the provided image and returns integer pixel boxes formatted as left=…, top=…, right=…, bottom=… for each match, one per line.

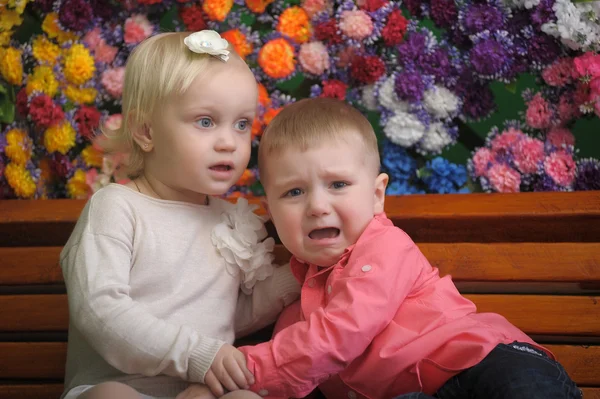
left=394, top=342, right=581, bottom=399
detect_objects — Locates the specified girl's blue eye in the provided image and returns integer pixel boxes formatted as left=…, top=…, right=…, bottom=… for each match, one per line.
left=332, top=181, right=348, bottom=189
left=235, top=120, right=249, bottom=131
left=286, top=188, right=303, bottom=197
left=197, top=117, right=213, bottom=128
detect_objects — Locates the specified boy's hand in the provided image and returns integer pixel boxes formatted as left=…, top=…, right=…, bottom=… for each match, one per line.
left=207, top=344, right=255, bottom=396
left=175, top=384, right=216, bottom=399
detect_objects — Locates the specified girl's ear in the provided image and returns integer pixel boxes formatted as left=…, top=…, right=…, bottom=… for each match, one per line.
left=132, top=123, right=153, bottom=152
left=261, top=197, right=272, bottom=221
left=373, top=173, right=389, bottom=214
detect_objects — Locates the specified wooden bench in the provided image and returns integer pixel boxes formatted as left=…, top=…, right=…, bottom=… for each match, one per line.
left=1, top=191, right=599, bottom=399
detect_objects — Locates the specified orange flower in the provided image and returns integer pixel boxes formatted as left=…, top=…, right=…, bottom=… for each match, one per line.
left=257, top=83, right=271, bottom=107
left=251, top=118, right=264, bottom=139
left=277, top=7, right=311, bottom=43
left=221, top=29, right=252, bottom=60
left=202, top=0, right=233, bottom=21
left=245, top=0, right=274, bottom=13
left=263, top=107, right=282, bottom=125
left=236, top=169, right=256, bottom=186
left=258, top=38, right=296, bottom=79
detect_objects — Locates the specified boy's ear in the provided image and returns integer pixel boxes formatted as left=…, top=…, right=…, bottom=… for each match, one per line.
left=373, top=173, right=389, bottom=215
left=261, top=197, right=272, bottom=221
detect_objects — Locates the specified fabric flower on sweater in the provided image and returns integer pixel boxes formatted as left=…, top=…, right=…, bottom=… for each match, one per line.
left=212, top=198, right=275, bottom=294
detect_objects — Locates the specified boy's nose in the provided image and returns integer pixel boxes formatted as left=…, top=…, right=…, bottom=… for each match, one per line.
left=307, top=192, right=331, bottom=217
left=214, top=130, right=236, bottom=152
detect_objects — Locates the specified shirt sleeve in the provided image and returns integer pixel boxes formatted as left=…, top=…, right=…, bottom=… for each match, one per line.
left=60, top=196, right=224, bottom=383
left=235, top=262, right=301, bottom=338
left=238, top=227, right=428, bottom=398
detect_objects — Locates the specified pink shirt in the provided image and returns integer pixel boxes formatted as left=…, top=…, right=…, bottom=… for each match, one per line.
left=239, top=214, right=551, bottom=399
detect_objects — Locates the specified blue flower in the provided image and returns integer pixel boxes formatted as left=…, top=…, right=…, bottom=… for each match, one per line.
left=386, top=180, right=425, bottom=195
left=423, top=157, right=469, bottom=193
left=381, top=140, right=418, bottom=181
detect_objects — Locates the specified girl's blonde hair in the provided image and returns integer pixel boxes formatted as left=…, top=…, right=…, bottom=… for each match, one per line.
left=258, top=98, right=381, bottom=181
left=97, top=32, right=235, bottom=177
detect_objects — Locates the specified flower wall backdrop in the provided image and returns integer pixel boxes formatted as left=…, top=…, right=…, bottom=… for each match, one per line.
left=0, top=0, right=598, bottom=199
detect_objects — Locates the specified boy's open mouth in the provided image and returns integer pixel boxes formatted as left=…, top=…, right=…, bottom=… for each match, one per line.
left=309, top=228, right=340, bottom=240
left=210, top=164, right=233, bottom=171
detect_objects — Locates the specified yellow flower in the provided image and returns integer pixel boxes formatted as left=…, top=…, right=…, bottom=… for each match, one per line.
left=0, top=46, right=23, bottom=85
left=4, top=163, right=37, bottom=198
left=66, top=169, right=90, bottom=199
left=65, top=85, right=98, bottom=104
left=63, top=44, right=96, bottom=85
left=5, top=128, right=33, bottom=165
left=277, top=7, right=311, bottom=44
left=258, top=38, right=296, bottom=79
left=32, top=35, right=61, bottom=65
left=25, top=65, right=59, bottom=97
left=44, top=121, right=76, bottom=154
left=0, top=8, right=22, bottom=30
left=202, top=0, right=233, bottom=21
left=0, top=31, right=12, bottom=46
left=41, top=12, right=77, bottom=44
left=8, top=0, right=29, bottom=14
left=81, top=145, right=103, bottom=168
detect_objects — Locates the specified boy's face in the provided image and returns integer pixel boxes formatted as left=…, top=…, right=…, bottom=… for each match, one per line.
left=262, top=135, right=388, bottom=267
left=144, top=58, right=258, bottom=201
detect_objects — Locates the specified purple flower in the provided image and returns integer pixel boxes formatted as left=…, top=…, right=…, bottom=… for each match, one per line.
left=458, top=81, right=496, bottom=120
left=533, top=174, right=562, bottom=191
left=395, top=71, right=425, bottom=102
left=421, top=48, right=451, bottom=82
left=506, top=10, right=532, bottom=36
left=531, top=0, right=556, bottom=28
left=470, top=38, right=510, bottom=77
left=403, top=0, right=424, bottom=18
left=33, top=0, right=55, bottom=12
left=398, top=33, right=428, bottom=65
left=430, top=0, right=458, bottom=28
left=528, top=34, right=561, bottom=66
left=91, top=0, right=120, bottom=21
left=463, top=5, right=504, bottom=35
left=59, top=0, right=94, bottom=32
left=575, top=159, right=600, bottom=191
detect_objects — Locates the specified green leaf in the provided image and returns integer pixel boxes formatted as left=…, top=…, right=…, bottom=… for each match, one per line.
left=505, top=81, right=518, bottom=94
left=0, top=83, right=15, bottom=124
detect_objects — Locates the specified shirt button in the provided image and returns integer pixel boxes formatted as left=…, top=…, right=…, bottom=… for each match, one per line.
left=258, top=389, right=269, bottom=396
left=361, top=264, right=372, bottom=272
left=308, top=279, right=316, bottom=288
left=327, top=285, right=332, bottom=294
left=347, top=391, right=357, bottom=399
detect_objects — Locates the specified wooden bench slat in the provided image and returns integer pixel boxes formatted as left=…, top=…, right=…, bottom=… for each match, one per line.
left=1, top=294, right=598, bottom=336
left=2, top=192, right=600, bottom=246
left=0, top=384, right=64, bottom=399
left=4, top=243, right=600, bottom=286
left=0, top=342, right=597, bottom=385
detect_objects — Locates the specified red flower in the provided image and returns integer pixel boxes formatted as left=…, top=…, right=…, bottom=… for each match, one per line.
left=350, top=55, right=386, bottom=84
left=179, top=4, right=207, bottom=31
left=29, top=94, right=65, bottom=129
left=360, top=0, right=386, bottom=11
left=75, top=106, right=102, bottom=140
left=382, top=10, right=408, bottom=46
left=314, top=19, right=343, bottom=45
left=321, top=80, right=347, bottom=100
left=16, top=88, right=29, bottom=117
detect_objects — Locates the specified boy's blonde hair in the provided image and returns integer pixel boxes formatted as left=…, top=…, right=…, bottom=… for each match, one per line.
left=258, top=98, right=380, bottom=182
left=97, top=32, right=236, bottom=177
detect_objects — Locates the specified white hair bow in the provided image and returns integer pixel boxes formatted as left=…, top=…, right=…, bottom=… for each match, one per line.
left=184, top=30, right=230, bottom=62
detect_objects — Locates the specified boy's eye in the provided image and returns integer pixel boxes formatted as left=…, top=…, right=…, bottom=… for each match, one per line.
left=332, top=181, right=348, bottom=189
left=285, top=188, right=303, bottom=197
left=196, top=117, right=213, bottom=128
left=235, top=119, right=249, bottom=131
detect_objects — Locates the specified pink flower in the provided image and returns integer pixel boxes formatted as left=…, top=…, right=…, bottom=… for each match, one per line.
left=336, top=46, right=356, bottom=68
left=558, top=93, right=579, bottom=123
left=590, top=77, right=600, bottom=97
left=105, top=113, right=123, bottom=131
left=573, top=52, right=600, bottom=79
left=83, top=27, right=103, bottom=50
left=298, top=41, right=330, bottom=75
left=472, top=147, right=493, bottom=177
left=546, top=127, right=575, bottom=148
left=513, top=137, right=545, bottom=174
left=490, top=127, right=526, bottom=152
left=95, top=41, right=118, bottom=64
left=339, top=10, right=373, bottom=40
left=525, top=93, right=553, bottom=129
left=544, top=151, right=576, bottom=187
left=487, top=163, right=521, bottom=193
left=101, top=67, right=125, bottom=98
left=542, top=58, right=573, bottom=87
left=302, top=0, right=328, bottom=17
left=124, top=14, right=153, bottom=44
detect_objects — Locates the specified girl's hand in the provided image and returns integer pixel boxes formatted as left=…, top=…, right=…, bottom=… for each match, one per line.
left=208, top=344, right=255, bottom=396
left=175, top=384, right=216, bottom=399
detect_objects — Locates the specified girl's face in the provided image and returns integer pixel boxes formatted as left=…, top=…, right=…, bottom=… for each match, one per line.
left=142, top=58, right=258, bottom=204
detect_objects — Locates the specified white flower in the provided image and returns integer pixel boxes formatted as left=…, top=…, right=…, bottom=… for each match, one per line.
left=377, top=75, right=409, bottom=114
left=419, top=122, right=453, bottom=154
left=383, top=112, right=425, bottom=148
left=424, top=86, right=460, bottom=120
left=541, top=0, right=600, bottom=52
left=184, top=30, right=230, bottom=62
left=502, top=0, right=540, bottom=9
left=212, top=198, right=275, bottom=294
left=361, top=84, right=379, bottom=111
